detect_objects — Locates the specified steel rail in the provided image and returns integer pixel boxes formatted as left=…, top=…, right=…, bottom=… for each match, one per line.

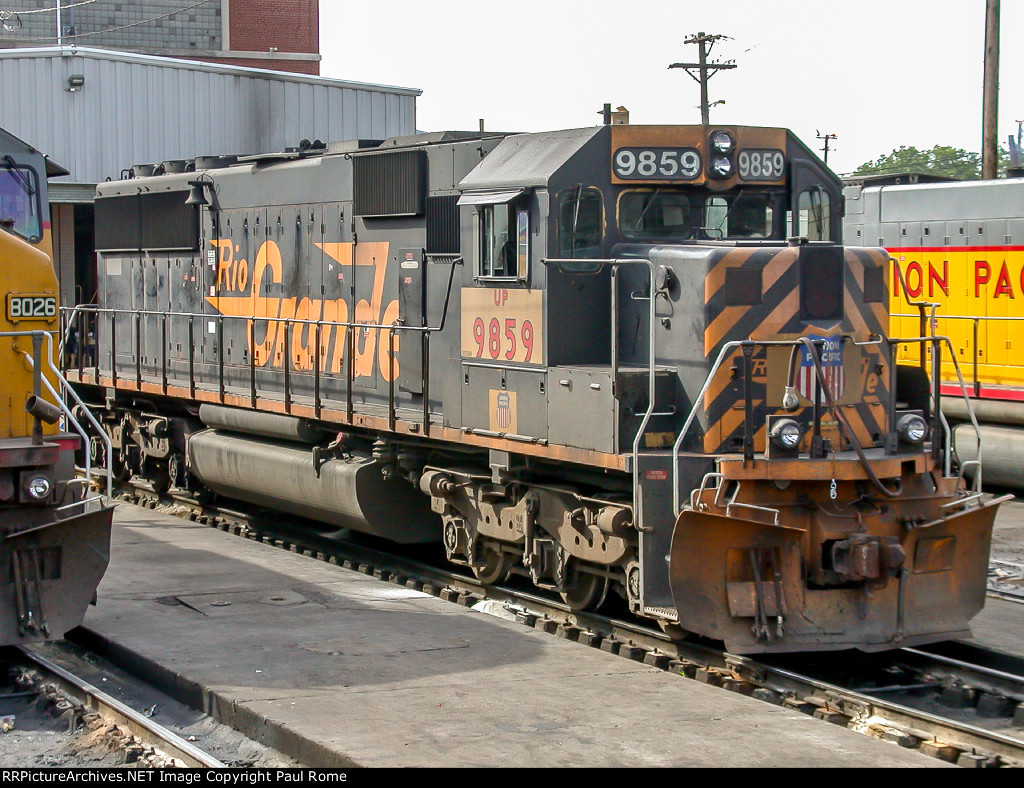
left=725, top=652, right=1024, bottom=767
left=18, top=647, right=226, bottom=768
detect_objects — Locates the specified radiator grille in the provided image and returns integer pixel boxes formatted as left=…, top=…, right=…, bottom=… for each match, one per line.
left=353, top=149, right=426, bottom=217
left=426, top=195, right=460, bottom=254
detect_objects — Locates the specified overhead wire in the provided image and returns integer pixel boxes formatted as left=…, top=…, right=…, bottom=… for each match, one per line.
left=1, top=0, right=214, bottom=40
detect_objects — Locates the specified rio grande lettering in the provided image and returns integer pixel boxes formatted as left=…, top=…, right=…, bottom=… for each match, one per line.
left=207, top=239, right=399, bottom=381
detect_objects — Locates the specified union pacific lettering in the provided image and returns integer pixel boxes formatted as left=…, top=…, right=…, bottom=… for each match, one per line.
left=891, top=247, right=1024, bottom=301
left=205, top=239, right=399, bottom=381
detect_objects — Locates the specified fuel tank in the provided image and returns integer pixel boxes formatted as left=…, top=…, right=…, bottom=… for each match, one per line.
left=186, top=430, right=439, bottom=543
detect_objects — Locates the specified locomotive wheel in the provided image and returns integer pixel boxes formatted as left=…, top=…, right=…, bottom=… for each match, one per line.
left=559, top=561, right=609, bottom=611
left=144, top=461, right=171, bottom=495
left=472, top=547, right=512, bottom=586
left=111, top=446, right=131, bottom=482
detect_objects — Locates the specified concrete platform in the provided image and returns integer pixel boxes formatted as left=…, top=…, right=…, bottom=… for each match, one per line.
left=971, top=497, right=1024, bottom=658
left=72, top=503, right=951, bottom=768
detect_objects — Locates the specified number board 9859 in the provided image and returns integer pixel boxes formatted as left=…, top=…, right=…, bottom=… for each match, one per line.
left=737, top=149, right=785, bottom=181
left=613, top=147, right=702, bottom=181
left=7, top=294, right=57, bottom=322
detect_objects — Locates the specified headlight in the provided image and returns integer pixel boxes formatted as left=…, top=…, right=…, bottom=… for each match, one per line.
left=769, top=418, right=804, bottom=450
left=896, top=413, right=928, bottom=444
left=710, top=131, right=734, bottom=153
left=26, top=476, right=52, bottom=500
left=711, top=156, right=734, bottom=177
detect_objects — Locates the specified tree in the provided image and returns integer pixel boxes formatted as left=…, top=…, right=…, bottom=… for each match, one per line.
left=853, top=145, right=979, bottom=179
left=853, top=144, right=1011, bottom=180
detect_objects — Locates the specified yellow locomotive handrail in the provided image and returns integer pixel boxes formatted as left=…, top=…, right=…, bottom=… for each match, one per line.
left=893, top=311, right=1024, bottom=398
left=1, top=329, right=113, bottom=508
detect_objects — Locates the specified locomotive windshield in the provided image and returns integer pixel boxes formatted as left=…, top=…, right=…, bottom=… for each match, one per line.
left=703, top=191, right=777, bottom=240
left=618, top=188, right=780, bottom=242
left=620, top=190, right=693, bottom=241
left=0, top=159, right=41, bottom=242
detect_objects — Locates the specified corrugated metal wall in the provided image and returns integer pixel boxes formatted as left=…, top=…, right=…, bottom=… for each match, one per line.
left=0, top=47, right=419, bottom=185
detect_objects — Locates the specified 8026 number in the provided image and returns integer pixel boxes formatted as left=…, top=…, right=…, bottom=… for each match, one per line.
left=471, top=317, right=535, bottom=363
left=7, top=295, right=57, bottom=321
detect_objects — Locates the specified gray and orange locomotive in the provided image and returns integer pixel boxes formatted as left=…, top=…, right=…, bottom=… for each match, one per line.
left=68, top=123, right=1003, bottom=653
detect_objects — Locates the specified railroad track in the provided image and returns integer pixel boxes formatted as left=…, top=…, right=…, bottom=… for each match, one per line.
left=990, top=560, right=1024, bottom=603
left=113, top=483, right=1024, bottom=767
left=9, top=645, right=225, bottom=768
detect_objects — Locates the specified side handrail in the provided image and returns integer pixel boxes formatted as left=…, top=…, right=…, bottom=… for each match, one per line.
left=62, top=257, right=462, bottom=436
left=542, top=258, right=659, bottom=534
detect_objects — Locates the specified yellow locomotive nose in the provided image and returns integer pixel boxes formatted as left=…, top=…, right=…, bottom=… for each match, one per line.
left=0, top=230, right=59, bottom=440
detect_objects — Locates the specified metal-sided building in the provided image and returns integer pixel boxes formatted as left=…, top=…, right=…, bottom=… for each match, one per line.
left=0, top=46, right=419, bottom=306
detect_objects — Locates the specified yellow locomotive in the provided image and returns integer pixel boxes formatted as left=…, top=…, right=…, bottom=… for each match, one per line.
left=0, top=127, right=113, bottom=644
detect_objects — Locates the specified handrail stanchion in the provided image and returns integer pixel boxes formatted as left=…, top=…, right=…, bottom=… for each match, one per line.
left=109, top=311, right=116, bottom=387
left=187, top=315, right=195, bottom=398
left=249, top=319, right=257, bottom=407
left=283, top=319, right=291, bottom=413
left=346, top=322, right=355, bottom=423
left=388, top=325, right=397, bottom=432
left=218, top=315, right=225, bottom=403
left=973, top=317, right=981, bottom=397
left=314, top=321, right=322, bottom=418
left=422, top=330, right=430, bottom=435
left=161, top=312, right=168, bottom=394
left=134, top=312, right=141, bottom=389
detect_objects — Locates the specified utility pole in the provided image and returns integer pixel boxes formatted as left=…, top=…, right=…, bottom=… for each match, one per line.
left=817, top=131, right=838, bottom=167
left=56, top=0, right=62, bottom=45
left=982, top=0, right=1000, bottom=179
left=669, top=33, right=736, bottom=125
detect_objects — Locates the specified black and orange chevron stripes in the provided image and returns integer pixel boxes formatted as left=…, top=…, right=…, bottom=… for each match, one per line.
left=701, top=246, right=891, bottom=454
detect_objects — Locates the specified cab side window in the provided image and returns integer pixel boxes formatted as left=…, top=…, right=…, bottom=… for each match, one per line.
left=797, top=187, right=831, bottom=241
left=557, top=187, right=603, bottom=258
left=478, top=201, right=529, bottom=280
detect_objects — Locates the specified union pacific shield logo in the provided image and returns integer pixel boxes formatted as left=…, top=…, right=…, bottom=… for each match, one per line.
left=796, top=335, right=845, bottom=402
left=496, top=391, right=512, bottom=429
left=488, top=389, right=518, bottom=434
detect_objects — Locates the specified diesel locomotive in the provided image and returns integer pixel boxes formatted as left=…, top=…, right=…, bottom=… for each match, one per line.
left=845, top=175, right=1024, bottom=489
left=68, top=123, right=1004, bottom=653
left=0, top=127, right=113, bottom=644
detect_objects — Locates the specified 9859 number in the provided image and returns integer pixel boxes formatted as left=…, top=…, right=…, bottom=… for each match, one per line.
left=7, top=295, right=57, bottom=321
left=613, top=147, right=701, bottom=180
left=737, top=149, right=785, bottom=181
left=471, top=317, right=535, bottom=363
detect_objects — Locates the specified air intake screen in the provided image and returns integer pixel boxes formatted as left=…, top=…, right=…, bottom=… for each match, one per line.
left=353, top=150, right=426, bottom=217
left=799, top=246, right=844, bottom=322
left=95, top=192, right=198, bottom=251
left=94, top=195, right=141, bottom=251
left=141, top=192, right=199, bottom=249
left=426, top=195, right=460, bottom=254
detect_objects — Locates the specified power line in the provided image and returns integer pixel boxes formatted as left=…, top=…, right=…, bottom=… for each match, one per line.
left=2, top=0, right=214, bottom=40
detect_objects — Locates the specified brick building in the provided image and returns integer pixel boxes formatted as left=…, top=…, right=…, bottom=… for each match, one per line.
left=0, top=0, right=320, bottom=74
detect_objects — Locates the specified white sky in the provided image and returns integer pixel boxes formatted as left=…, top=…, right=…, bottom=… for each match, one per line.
left=319, top=0, right=1024, bottom=176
